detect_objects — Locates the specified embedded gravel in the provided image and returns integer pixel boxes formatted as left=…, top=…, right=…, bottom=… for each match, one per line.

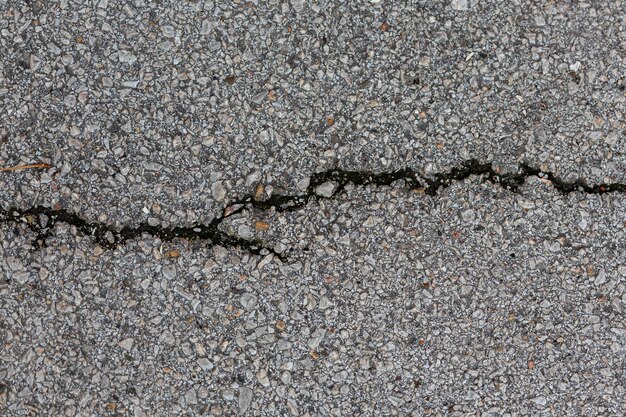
left=1, top=0, right=625, bottom=226
left=1, top=0, right=625, bottom=416
left=2, top=179, right=625, bottom=415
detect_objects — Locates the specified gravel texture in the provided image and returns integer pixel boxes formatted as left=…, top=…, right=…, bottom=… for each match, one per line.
left=1, top=0, right=625, bottom=416
left=2, top=180, right=626, bottom=415
left=2, top=0, right=625, bottom=225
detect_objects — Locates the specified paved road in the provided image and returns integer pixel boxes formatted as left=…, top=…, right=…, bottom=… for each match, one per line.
left=1, top=1, right=625, bottom=415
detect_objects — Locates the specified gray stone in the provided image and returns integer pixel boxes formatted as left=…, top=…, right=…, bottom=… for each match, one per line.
left=183, top=388, right=196, bottom=405
left=118, top=338, right=134, bottom=351
left=197, top=358, right=214, bottom=371
left=162, top=265, right=176, bottom=280
left=315, top=181, right=337, bottom=198
left=240, top=293, right=258, bottom=309
left=212, top=181, right=226, bottom=201
left=238, top=387, right=253, bottom=412
left=159, top=330, right=175, bottom=345
left=451, top=0, right=468, bottom=11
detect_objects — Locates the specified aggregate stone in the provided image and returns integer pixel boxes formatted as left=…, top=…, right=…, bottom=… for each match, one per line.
left=314, top=181, right=338, bottom=198
left=1, top=1, right=625, bottom=416
left=1, top=180, right=624, bottom=415
left=239, top=387, right=253, bottom=413
left=1, top=1, right=624, bottom=228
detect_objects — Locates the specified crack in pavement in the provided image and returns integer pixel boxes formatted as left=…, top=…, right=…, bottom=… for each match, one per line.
left=2, top=159, right=625, bottom=258
left=0, top=203, right=284, bottom=259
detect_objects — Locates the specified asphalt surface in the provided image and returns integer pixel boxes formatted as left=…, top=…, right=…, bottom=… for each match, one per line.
left=1, top=1, right=625, bottom=416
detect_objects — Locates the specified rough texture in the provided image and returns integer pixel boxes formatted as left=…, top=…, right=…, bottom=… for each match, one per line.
left=2, top=0, right=625, bottom=225
left=2, top=181, right=625, bottom=415
left=1, top=0, right=625, bottom=416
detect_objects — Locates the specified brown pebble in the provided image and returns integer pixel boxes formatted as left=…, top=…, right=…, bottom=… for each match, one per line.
left=223, top=204, right=243, bottom=217
left=224, top=75, right=237, bottom=85
left=254, top=184, right=265, bottom=200
left=255, top=221, right=270, bottom=231
left=165, top=249, right=180, bottom=258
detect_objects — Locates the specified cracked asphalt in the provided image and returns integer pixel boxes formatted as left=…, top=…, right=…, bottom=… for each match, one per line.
left=1, top=1, right=625, bottom=416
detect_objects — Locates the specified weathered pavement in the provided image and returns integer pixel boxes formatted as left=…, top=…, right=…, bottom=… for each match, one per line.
left=1, top=1, right=625, bottom=415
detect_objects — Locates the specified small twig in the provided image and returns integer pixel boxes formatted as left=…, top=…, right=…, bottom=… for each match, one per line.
left=0, top=163, right=51, bottom=172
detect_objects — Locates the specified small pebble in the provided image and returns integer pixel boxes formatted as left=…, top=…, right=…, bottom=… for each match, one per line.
left=315, top=181, right=337, bottom=198
left=238, top=387, right=253, bottom=412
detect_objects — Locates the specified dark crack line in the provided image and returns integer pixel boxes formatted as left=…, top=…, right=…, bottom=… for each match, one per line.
left=231, top=159, right=626, bottom=213
left=1, top=159, right=625, bottom=258
left=0, top=204, right=284, bottom=260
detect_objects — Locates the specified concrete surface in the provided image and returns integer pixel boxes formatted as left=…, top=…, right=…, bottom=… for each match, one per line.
left=1, top=0, right=625, bottom=416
